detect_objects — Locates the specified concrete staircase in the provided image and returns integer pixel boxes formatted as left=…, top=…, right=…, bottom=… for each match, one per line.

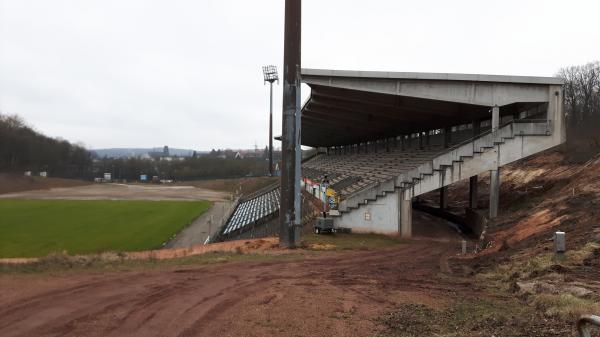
left=337, top=119, right=558, bottom=215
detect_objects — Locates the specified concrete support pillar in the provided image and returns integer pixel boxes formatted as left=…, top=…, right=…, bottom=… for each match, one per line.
left=489, top=168, right=500, bottom=218
left=400, top=136, right=405, bottom=151
left=444, top=127, right=452, bottom=148
left=419, top=132, right=424, bottom=149
left=492, top=106, right=500, bottom=131
left=399, top=192, right=412, bottom=239
left=439, top=186, right=448, bottom=210
left=469, top=175, right=478, bottom=209
left=472, top=120, right=481, bottom=137
left=426, top=131, right=430, bottom=146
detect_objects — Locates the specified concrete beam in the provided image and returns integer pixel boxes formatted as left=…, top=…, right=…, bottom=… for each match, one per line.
left=302, top=68, right=564, bottom=86
left=302, top=69, right=560, bottom=107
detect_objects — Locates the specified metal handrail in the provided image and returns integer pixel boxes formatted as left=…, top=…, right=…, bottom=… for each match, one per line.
left=578, top=315, right=600, bottom=337
left=239, top=182, right=280, bottom=202
left=445, top=119, right=550, bottom=153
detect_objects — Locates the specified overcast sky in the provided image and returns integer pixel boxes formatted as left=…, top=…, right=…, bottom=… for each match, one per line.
left=1, top=0, right=599, bottom=150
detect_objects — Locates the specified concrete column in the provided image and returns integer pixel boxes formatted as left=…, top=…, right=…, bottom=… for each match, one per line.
left=549, top=86, right=566, bottom=144
left=492, top=106, right=500, bottom=131
left=489, top=168, right=500, bottom=218
left=400, top=136, right=405, bottom=150
left=469, top=175, right=478, bottom=209
left=439, top=186, right=448, bottom=210
left=399, top=192, right=412, bottom=238
left=472, top=120, right=481, bottom=137
left=426, top=131, right=430, bottom=146
left=419, top=132, right=424, bottom=149
left=444, top=127, right=452, bottom=148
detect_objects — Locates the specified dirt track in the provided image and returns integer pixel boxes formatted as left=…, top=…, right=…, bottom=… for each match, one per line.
left=0, top=183, right=229, bottom=202
left=0, top=239, right=470, bottom=337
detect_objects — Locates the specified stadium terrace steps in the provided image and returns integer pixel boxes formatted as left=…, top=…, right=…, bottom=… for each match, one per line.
left=302, top=146, right=449, bottom=199
left=220, top=186, right=280, bottom=237
left=336, top=120, right=557, bottom=215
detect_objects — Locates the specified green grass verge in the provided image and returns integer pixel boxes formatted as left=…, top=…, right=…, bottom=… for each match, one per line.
left=0, top=199, right=211, bottom=258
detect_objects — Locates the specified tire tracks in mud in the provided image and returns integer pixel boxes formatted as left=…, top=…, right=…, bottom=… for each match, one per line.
left=0, top=240, right=470, bottom=337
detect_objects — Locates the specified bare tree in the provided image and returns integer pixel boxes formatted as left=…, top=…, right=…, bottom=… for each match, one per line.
left=557, top=61, right=600, bottom=155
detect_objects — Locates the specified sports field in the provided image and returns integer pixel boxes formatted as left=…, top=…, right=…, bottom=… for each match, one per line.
left=0, top=199, right=211, bottom=258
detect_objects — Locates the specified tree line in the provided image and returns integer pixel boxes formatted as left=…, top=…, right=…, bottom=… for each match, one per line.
left=0, top=114, right=92, bottom=178
left=0, top=113, right=272, bottom=180
left=557, top=61, right=600, bottom=156
left=95, top=156, right=270, bottom=181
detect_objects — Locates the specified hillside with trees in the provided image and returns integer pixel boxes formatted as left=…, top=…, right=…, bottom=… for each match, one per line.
left=557, top=61, right=600, bottom=160
left=0, top=113, right=273, bottom=181
left=0, top=114, right=92, bottom=178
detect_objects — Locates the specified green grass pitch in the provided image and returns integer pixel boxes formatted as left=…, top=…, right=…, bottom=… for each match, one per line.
left=0, top=199, right=211, bottom=258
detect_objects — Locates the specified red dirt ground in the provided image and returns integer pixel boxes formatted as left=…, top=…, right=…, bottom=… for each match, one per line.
left=0, top=240, right=470, bottom=337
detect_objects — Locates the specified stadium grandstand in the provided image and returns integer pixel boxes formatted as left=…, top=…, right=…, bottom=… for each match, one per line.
left=219, top=184, right=280, bottom=240
left=215, top=68, right=565, bottom=241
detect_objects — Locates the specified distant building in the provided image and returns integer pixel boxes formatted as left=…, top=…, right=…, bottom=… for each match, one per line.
left=148, top=145, right=171, bottom=160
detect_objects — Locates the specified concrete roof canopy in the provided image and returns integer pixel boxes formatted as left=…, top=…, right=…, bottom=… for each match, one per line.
left=300, top=68, right=563, bottom=147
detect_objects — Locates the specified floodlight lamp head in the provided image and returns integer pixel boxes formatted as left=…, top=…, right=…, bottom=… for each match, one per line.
left=262, top=65, right=279, bottom=84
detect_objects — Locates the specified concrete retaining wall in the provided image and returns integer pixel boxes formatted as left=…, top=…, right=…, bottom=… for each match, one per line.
left=333, top=190, right=399, bottom=234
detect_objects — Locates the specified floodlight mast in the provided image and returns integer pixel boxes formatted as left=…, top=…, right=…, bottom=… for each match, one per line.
left=280, top=0, right=301, bottom=248
left=262, top=66, right=279, bottom=177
